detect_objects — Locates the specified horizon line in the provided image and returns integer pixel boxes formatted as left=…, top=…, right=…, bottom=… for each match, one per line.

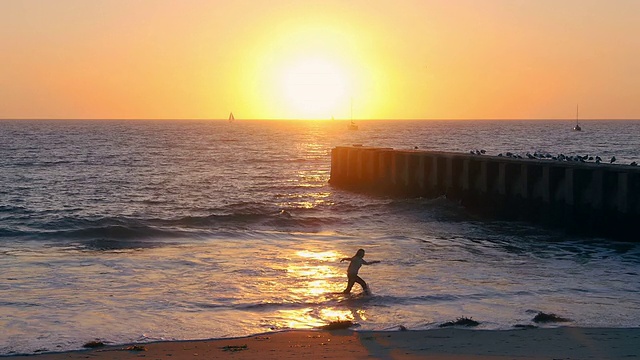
left=2, top=117, right=640, bottom=121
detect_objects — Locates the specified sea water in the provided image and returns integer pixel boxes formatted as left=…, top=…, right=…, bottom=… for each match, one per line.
left=1, top=119, right=640, bottom=355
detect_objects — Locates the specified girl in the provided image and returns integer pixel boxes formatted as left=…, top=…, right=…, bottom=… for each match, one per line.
left=340, top=249, right=380, bottom=295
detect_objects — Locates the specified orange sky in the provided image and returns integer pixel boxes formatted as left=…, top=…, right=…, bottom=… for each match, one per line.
left=1, top=0, right=639, bottom=120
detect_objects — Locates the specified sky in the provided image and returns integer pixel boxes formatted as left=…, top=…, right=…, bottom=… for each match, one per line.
left=1, top=0, right=639, bottom=120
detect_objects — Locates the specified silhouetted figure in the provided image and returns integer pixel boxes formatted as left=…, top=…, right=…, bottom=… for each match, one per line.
left=340, top=249, right=380, bottom=295
left=610, top=156, right=616, bottom=163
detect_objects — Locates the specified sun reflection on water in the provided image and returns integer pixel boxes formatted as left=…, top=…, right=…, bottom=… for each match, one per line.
left=278, top=189, right=331, bottom=209
left=265, top=248, right=369, bottom=329
left=304, top=279, right=330, bottom=295
left=277, top=308, right=326, bottom=329
left=273, top=307, right=360, bottom=330
left=319, top=308, right=354, bottom=321
left=295, top=250, right=339, bottom=261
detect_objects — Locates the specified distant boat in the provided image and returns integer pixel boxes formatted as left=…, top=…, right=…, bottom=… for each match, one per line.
left=346, top=98, right=358, bottom=130
left=228, top=112, right=235, bottom=123
left=573, top=105, right=581, bottom=131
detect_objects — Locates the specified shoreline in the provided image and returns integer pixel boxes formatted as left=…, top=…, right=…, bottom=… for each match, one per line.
left=10, top=327, right=640, bottom=360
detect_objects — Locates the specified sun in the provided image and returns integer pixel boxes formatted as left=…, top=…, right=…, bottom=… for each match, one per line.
left=279, top=57, right=349, bottom=119
left=235, top=20, right=390, bottom=119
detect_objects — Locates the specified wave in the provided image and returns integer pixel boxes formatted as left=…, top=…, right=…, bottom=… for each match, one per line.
left=0, top=190, right=485, bottom=249
left=227, top=293, right=457, bottom=312
left=0, top=206, right=348, bottom=247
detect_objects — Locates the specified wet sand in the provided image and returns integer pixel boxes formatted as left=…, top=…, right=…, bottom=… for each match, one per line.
left=14, top=327, right=640, bottom=360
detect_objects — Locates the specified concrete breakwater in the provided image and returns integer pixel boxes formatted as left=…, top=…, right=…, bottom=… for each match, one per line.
left=329, top=146, right=639, bottom=240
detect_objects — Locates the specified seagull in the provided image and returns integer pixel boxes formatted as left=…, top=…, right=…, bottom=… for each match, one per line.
left=610, top=156, right=616, bottom=164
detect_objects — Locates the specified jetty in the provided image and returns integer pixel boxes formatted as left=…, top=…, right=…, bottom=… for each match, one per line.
left=329, top=146, right=639, bottom=240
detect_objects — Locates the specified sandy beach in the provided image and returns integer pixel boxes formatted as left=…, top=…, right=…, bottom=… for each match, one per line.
left=15, top=327, right=640, bottom=360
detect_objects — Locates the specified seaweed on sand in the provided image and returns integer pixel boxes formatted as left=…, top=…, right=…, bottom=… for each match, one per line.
left=318, top=320, right=357, bottom=330
left=532, top=312, right=571, bottom=323
left=83, top=340, right=106, bottom=348
left=438, top=316, right=480, bottom=328
left=221, top=345, right=248, bottom=352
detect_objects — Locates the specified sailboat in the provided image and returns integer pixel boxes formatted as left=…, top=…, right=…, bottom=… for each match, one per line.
left=228, top=112, right=235, bottom=123
left=346, top=98, right=358, bottom=130
left=573, top=105, right=581, bottom=131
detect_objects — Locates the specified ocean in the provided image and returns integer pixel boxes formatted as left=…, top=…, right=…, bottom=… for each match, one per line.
left=1, top=119, right=639, bottom=355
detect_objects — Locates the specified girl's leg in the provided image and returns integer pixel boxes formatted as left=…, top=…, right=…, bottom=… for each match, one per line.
left=343, top=275, right=356, bottom=293
left=355, top=276, right=370, bottom=294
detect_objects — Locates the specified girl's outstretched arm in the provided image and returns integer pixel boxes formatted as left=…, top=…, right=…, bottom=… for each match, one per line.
left=340, top=257, right=352, bottom=262
left=364, top=260, right=380, bottom=265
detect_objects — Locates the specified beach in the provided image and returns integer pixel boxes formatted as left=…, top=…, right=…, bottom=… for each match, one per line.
left=19, top=327, right=640, bottom=360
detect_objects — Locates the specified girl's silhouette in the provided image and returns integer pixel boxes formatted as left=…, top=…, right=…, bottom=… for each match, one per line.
left=340, top=249, right=380, bottom=295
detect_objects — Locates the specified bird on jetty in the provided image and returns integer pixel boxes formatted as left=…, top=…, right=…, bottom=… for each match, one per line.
left=486, top=151, right=626, bottom=166
left=631, top=161, right=637, bottom=166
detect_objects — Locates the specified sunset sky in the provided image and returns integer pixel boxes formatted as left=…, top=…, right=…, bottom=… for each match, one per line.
left=1, top=0, right=639, bottom=120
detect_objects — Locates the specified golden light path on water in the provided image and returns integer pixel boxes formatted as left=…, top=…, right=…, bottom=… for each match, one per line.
left=273, top=249, right=365, bottom=330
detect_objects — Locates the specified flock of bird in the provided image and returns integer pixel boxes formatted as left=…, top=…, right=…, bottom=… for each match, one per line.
left=467, top=149, right=638, bottom=166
